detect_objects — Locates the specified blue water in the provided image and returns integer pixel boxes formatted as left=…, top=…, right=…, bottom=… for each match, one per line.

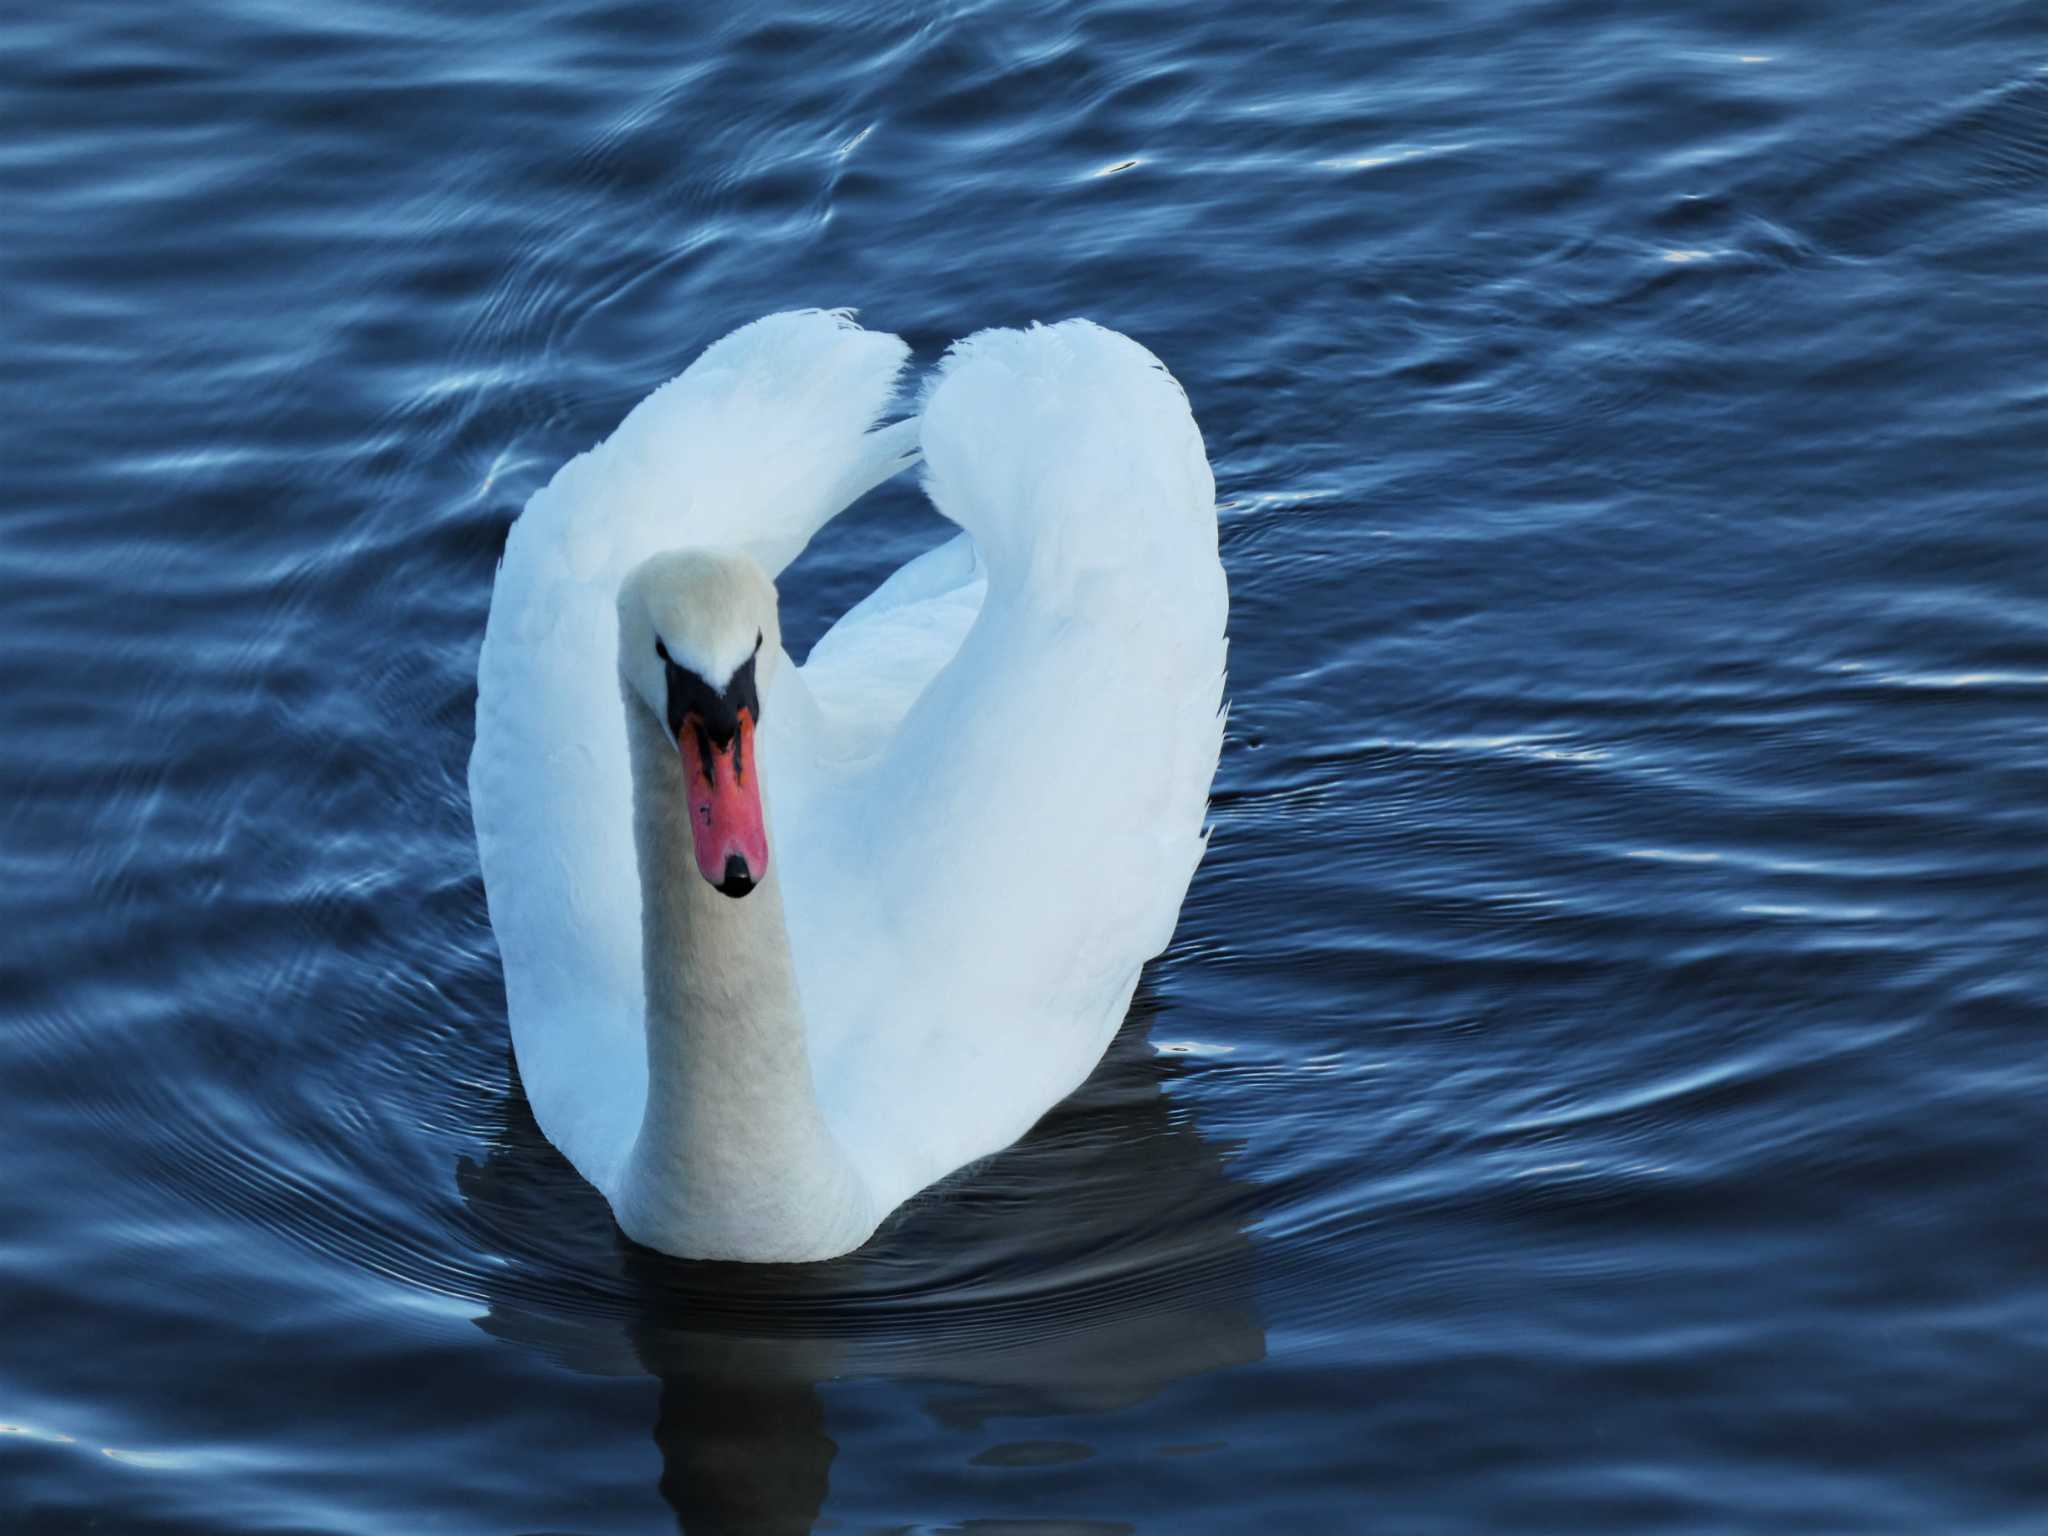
left=5, top=2, right=2046, bottom=1530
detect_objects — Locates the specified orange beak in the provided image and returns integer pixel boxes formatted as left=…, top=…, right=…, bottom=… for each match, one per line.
left=681, top=711, right=767, bottom=897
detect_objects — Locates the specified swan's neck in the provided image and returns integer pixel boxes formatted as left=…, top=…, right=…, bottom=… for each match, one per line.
left=618, top=700, right=874, bottom=1261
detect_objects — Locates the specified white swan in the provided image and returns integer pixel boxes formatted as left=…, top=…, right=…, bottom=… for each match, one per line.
left=470, top=310, right=1226, bottom=1261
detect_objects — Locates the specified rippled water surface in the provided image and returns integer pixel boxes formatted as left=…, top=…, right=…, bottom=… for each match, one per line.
left=6, top=2, right=2047, bottom=1530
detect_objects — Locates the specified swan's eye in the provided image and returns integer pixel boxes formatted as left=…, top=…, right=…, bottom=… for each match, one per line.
left=655, top=638, right=670, bottom=662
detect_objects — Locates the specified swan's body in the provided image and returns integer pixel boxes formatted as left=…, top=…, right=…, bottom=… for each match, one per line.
left=471, top=311, right=1226, bottom=1260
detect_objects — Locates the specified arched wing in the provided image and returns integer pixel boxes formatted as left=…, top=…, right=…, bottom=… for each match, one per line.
left=470, top=311, right=914, bottom=1191
left=798, top=323, right=1228, bottom=1201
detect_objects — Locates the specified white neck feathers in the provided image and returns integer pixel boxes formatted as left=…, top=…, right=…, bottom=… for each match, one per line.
left=616, top=696, right=875, bottom=1261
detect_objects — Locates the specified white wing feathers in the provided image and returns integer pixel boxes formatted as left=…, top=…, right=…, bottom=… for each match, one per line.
left=801, top=322, right=1227, bottom=1198
left=470, top=310, right=913, bottom=1189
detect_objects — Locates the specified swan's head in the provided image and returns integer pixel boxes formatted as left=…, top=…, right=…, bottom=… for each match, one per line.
left=619, top=550, right=783, bottom=899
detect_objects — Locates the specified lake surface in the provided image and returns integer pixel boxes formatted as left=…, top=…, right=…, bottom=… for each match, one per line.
left=5, top=1, right=2045, bottom=1530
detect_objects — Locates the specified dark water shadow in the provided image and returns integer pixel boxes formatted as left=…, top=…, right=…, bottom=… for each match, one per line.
left=455, top=988, right=1264, bottom=1534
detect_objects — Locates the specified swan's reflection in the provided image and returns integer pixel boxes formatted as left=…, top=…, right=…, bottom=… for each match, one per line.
left=456, top=991, right=1262, bottom=1534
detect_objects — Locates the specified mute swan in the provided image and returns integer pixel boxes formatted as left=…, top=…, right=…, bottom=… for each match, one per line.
left=470, top=310, right=1226, bottom=1261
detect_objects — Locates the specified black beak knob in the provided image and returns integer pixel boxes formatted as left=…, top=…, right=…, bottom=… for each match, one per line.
left=717, top=854, right=754, bottom=899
